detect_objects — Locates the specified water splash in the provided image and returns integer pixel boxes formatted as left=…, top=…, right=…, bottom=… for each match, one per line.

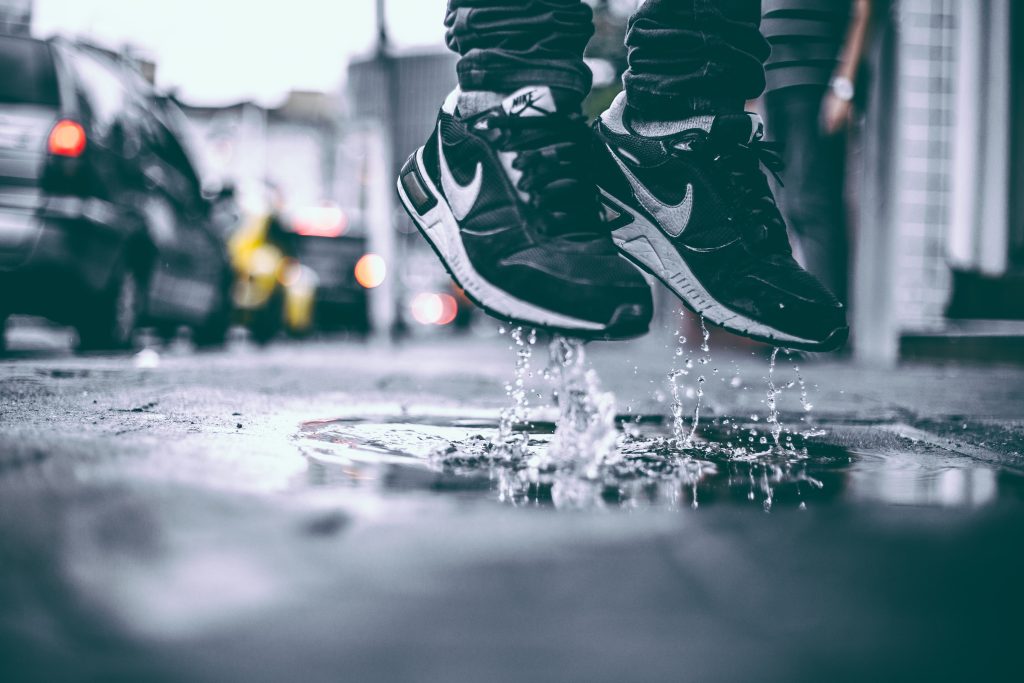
left=786, top=352, right=814, bottom=413
left=491, top=325, right=536, bottom=461
left=433, top=322, right=830, bottom=511
left=765, top=347, right=783, bottom=449
left=667, top=326, right=688, bottom=445
left=487, top=335, right=625, bottom=509
left=781, top=350, right=819, bottom=442
left=684, top=317, right=712, bottom=448
left=546, top=336, right=619, bottom=478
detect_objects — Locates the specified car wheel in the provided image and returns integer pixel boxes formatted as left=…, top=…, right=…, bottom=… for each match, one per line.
left=77, top=267, right=143, bottom=351
left=250, top=288, right=283, bottom=345
left=193, top=283, right=232, bottom=348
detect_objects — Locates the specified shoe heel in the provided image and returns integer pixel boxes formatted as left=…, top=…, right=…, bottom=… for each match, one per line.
left=398, top=152, right=437, bottom=216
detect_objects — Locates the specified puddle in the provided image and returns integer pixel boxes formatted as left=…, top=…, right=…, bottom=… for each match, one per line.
left=298, top=410, right=1023, bottom=511
left=297, top=329, right=1024, bottom=511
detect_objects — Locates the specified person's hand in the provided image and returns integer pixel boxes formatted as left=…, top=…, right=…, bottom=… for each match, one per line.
left=820, top=91, right=853, bottom=135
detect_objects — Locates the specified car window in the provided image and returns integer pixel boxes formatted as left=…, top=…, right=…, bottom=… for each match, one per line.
left=148, top=98, right=205, bottom=194
left=0, top=37, right=59, bottom=106
left=69, top=49, right=127, bottom=132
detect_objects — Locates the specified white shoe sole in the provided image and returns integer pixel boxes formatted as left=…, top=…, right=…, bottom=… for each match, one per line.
left=602, top=190, right=845, bottom=350
left=397, top=146, right=613, bottom=334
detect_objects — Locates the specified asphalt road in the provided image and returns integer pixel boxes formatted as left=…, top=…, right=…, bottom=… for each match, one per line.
left=1, top=322, right=1023, bottom=682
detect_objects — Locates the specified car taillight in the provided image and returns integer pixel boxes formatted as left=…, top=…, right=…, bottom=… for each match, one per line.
left=48, top=120, right=87, bottom=158
left=292, top=205, right=347, bottom=238
left=411, top=292, right=457, bottom=326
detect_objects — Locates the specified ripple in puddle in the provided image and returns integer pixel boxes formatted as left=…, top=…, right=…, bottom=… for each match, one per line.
left=299, top=412, right=858, bottom=511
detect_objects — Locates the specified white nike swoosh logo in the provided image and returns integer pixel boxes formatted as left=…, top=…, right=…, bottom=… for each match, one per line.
left=437, top=123, right=483, bottom=222
left=608, top=146, right=693, bottom=238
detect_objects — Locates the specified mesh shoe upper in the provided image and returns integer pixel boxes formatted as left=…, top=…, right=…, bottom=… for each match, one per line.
left=594, top=93, right=847, bottom=346
left=421, top=86, right=652, bottom=327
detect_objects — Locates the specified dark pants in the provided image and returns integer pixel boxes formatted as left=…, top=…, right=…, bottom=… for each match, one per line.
left=444, top=0, right=769, bottom=117
left=765, top=86, right=849, bottom=303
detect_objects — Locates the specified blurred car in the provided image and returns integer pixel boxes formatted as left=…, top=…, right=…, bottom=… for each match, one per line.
left=0, top=35, right=232, bottom=350
left=228, top=205, right=378, bottom=340
left=228, top=211, right=316, bottom=343
left=289, top=205, right=371, bottom=333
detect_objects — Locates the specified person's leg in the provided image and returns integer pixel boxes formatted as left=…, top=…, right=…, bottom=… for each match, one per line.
left=623, top=0, right=769, bottom=118
left=765, top=86, right=849, bottom=304
left=591, top=1, right=848, bottom=350
left=444, top=0, right=594, bottom=106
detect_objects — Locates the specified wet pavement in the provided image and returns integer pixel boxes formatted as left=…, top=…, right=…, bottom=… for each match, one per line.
left=1, top=324, right=1023, bottom=682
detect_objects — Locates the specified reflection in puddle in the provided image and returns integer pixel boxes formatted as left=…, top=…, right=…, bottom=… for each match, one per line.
left=298, top=412, right=1013, bottom=511
left=847, top=453, right=998, bottom=508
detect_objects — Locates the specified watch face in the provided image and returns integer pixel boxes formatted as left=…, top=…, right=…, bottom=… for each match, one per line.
left=832, top=77, right=855, bottom=102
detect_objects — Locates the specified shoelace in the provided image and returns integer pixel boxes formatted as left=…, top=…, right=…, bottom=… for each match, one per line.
left=690, top=135, right=790, bottom=250
left=479, top=112, right=601, bottom=237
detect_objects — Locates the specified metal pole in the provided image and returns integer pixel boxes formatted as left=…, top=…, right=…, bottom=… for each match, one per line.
left=376, top=0, right=389, bottom=53
left=370, top=0, right=400, bottom=340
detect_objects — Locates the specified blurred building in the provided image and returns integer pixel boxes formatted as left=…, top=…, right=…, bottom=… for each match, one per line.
left=345, top=47, right=464, bottom=335
left=347, top=47, right=457, bottom=207
left=853, top=0, right=1024, bottom=363
left=0, top=0, right=31, bottom=35
left=179, top=91, right=341, bottom=215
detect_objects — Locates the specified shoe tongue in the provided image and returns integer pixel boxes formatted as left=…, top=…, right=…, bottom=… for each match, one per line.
left=710, top=112, right=765, bottom=145
left=500, top=85, right=577, bottom=117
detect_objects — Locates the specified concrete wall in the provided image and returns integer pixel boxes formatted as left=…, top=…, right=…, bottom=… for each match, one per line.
left=182, top=101, right=337, bottom=215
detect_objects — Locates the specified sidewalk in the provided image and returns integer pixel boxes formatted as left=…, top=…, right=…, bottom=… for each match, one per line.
left=0, top=335, right=1022, bottom=682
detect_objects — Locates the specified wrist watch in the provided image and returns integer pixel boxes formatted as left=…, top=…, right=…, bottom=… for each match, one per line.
left=830, top=76, right=855, bottom=102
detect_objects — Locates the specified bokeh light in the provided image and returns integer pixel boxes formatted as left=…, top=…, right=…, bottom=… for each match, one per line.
left=410, top=292, right=457, bottom=325
left=354, top=253, right=386, bottom=288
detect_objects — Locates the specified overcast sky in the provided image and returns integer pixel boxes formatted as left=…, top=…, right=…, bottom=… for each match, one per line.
left=32, top=0, right=448, bottom=106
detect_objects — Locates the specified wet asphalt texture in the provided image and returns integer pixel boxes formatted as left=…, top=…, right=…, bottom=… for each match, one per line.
left=1, top=323, right=1023, bottom=682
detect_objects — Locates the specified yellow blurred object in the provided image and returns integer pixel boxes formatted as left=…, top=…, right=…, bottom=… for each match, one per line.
left=228, top=213, right=316, bottom=341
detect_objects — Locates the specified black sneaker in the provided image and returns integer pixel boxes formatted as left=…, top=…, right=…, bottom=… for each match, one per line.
left=396, top=85, right=652, bottom=339
left=593, top=93, right=848, bottom=351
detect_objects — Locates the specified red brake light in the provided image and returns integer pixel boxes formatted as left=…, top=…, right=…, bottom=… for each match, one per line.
left=410, top=292, right=457, bottom=326
left=292, top=206, right=347, bottom=238
left=48, top=120, right=87, bottom=158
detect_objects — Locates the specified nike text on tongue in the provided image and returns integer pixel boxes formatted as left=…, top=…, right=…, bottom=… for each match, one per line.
left=502, top=86, right=557, bottom=117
